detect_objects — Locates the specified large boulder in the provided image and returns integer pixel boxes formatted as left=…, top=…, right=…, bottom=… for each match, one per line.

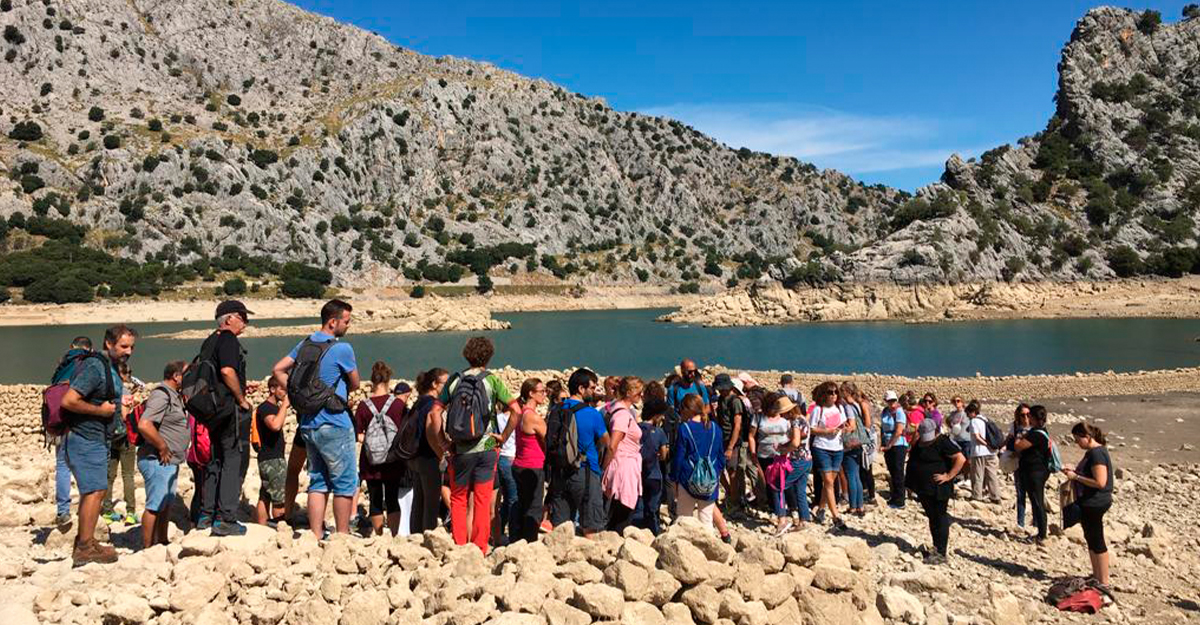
left=876, top=586, right=924, bottom=624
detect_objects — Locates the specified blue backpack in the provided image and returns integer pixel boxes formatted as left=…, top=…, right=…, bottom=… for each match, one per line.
left=682, top=423, right=719, bottom=499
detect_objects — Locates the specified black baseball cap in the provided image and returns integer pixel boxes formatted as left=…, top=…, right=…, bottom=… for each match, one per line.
left=215, top=300, right=254, bottom=320
left=392, top=382, right=412, bottom=395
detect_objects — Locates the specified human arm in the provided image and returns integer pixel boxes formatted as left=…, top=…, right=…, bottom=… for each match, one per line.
left=60, top=389, right=117, bottom=418
left=604, top=430, right=624, bottom=472
left=726, top=406, right=741, bottom=461
left=934, top=451, right=967, bottom=484
left=859, top=400, right=873, bottom=430
left=265, top=400, right=287, bottom=432
left=1013, top=430, right=1035, bottom=452
left=271, top=355, right=295, bottom=390
left=1064, top=453, right=1108, bottom=488
left=220, top=366, right=249, bottom=410
left=427, top=402, right=448, bottom=458
left=884, top=410, right=906, bottom=449
left=137, top=391, right=172, bottom=464
left=747, top=424, right=758, bottom=457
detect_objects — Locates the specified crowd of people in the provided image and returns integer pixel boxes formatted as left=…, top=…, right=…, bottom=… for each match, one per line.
left=45, top=298, right=1115, bottom=593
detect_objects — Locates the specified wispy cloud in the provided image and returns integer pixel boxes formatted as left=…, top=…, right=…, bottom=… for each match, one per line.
left=638, top=103, right=986, bottom=181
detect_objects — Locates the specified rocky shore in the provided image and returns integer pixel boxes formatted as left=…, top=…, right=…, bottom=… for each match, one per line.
left=0, top=367, right=1199, bottom=624
left=659, top=278, right=1200, bottom=327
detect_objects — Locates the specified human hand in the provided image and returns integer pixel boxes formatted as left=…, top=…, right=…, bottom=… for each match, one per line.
left=239, top=399, right=251, bottom=411
left=121, top=395, right=137, bottom=407
left=933, top=473, right=952, bottom=484
left=724, top=449, right=734, bottom=462
left=158, top=445, right=173, bottom=465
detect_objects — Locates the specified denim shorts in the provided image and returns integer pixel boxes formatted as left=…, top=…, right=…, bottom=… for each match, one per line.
left=137, top=457, right=179, bottom=512
left=812, top=447, right=844, bottom=474
left=303, top=425, right=358, bottom=496
left=64, top=430, right=109, bottom=495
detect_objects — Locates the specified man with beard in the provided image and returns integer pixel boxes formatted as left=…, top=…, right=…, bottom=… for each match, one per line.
left=546, top=368, right=611, bottom=538
left=272, top=299, right=360, bottom=539
left=668, top=359, right=710, bottom=414
left=60, top=324, right=138, bottom=565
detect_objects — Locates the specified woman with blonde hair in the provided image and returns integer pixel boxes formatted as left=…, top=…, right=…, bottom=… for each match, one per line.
left=602, top=376, right=645, bottom=532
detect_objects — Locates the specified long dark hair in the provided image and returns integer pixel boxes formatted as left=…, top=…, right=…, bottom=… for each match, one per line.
left=1071, top=421, right=1106, bottom=446
left=415, top=367, right=448, bottom=395
left=1028, top=405, right=1048, bottom=428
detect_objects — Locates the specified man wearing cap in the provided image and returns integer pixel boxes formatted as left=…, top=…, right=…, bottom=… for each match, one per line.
left=197, top=300, right=254, bottom=536
left=879, top=390, right=909, bottom=509
left=713, top=373, right=747, bottom=514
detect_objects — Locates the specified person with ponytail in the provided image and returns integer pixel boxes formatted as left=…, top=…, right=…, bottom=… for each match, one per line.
left=1064, top=422, right=1113, bottom=588
left=602, top=377, right=646, bottom=533
left=511, top=378, right=548, bottom=543
left=353, top=361, right=406, bottom=536
left=408, top=367, right=449, bottom=534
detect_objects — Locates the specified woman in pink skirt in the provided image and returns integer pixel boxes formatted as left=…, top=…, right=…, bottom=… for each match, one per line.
left=602, top=376, right=645, bottom=533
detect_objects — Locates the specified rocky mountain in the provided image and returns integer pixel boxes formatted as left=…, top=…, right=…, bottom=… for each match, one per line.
left=0, top=2, right=1197, bottom=291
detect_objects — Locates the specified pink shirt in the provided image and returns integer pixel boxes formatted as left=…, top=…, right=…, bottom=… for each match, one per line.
left=513, top=408, right=546, bottom=470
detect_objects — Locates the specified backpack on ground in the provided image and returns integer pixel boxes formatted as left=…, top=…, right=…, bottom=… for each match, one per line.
left=186, top=414, right=212, bottom=466
left=287, top=338, right=350, bottom=417
left=363, top=396, right=400, bottom=465
left=682, top=423, right=719, bottom=500
left=546, top=402, right=585, bottom=469
left=443, top=370, right=493, bottom=444
left=41, top=352, right=112, bottom=442
left=181, top=334, right=230, bottom=427
left=981, top=416, right=1005, bottom=451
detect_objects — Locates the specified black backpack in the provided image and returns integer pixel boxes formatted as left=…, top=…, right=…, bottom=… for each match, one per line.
left=545, top=401, right=585, bottom=469
left=393, top=397, right=425, bottom=460
left=443, top=370, right=493, bottom=444
left=181, top=334, right=230, bottom=427
left=980, top=416, right=1005, bottom=451
left=287, top=338, right=350, bottom=417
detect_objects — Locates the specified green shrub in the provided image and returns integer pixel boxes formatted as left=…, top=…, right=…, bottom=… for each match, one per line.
left=635, top=268, right=649, bottom=282
left=0, top=288, right=9, bottom=303
left=20, top=175, right=45, bottom=194
left=782, top=261, right=841, bottom=289
left=226, top=94, right=241, bottom=106
left=1106, top=245, right=1142, bottom=277
left=677, top=281, right=700, bottom=294
left=23, top=276, right=94, bottom=303
left=280, top=278, right=325, bottom=298
left=103, top=135, right=120, bottom=150
left=223, top=278, right=247, bottom=295
left=890, top=192, right=956, bottom=230
left=409, top=285, right=426, bottom=298
left=8, top=121, right=42, bottom=141
left=250, top=149, right=278, bottom=168
left=475, top=272, right=493, bottom=294
left=87, top=106, right=105, bottom=122
left=3, top=25, right=24, bottom=45
left=1185, top=4, right=1200, bottom=19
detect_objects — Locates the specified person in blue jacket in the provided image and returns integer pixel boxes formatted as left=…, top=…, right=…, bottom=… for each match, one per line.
left=670, top=393, right=725, bottom=530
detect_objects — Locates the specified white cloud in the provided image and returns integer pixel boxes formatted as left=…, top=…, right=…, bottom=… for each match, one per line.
left=638, top=103, right=983, bottom=177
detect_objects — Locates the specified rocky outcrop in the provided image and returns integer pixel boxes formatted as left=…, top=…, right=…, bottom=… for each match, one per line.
left=660, top=277, right=1200, bottom=325
left=2, top=3, right=1195, bottom=287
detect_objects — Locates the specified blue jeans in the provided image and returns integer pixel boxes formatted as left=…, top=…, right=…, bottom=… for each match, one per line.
left=495, top=455, right=518, bottom=541
left=1015, top=474, right=1027, bottom=527
left=55, top=441, right=72, bottom=516
left=812, top=448, right=843, bottom=474
left=302, top=425, right=358, bottom=496
left=634, top=478, right=664, bottom=535
left=843, top=448, right=864, bottom=510
left=787, top=458, right=812, bottom=521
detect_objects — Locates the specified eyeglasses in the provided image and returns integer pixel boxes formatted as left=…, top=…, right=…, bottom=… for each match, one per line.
left=533, top=388, right=546, bottom=394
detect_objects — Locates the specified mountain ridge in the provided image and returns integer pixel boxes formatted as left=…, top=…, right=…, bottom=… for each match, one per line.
left=0, top=1, right=1197, bottom=296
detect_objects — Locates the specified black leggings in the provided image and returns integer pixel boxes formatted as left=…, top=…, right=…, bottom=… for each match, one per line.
left=861, top=456, right=876, bottom=499
left=607, top=500, right=635, bottom=533
left=1019, top=469, right=1050, bottom=539
left=918, top=495, right=951, bottom=556
left=366, top=479, right=400, bottom=515
left=1080, top=504, right=1110, bottom=554
left=884, top=446, right=907, bottom=506
left=511, top=466, right=545, bottom=544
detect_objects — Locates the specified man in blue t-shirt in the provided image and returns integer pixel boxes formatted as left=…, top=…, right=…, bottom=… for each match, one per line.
left=60, top=324, right=136, bottom=566
left=669, top=358, right=711, bottom=413
left=546, top=368, right=610, bottom=536
left=272, top=299, right=360, bottom=538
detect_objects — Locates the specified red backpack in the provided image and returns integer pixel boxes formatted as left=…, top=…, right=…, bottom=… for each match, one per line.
left=186, top=414, right=212, bottom=466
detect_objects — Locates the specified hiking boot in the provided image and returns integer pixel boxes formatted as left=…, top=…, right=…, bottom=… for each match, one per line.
left=123, top=513, right=137, bottom=526
left=539, top=520, right=553, bottom=534
left=922, top=553, right=947, bottom=566
left=195, top=515, right=213, bottom=531
left=212, top=520, right=248, bottom=537
left=72, top=539, right=118, bottom=567
left=55, top=513, right=73, bottom=530
left=102, top=511, right=123, bottom=525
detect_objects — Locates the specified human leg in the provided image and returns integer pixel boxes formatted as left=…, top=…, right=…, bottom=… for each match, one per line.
left=512, top=466, right=544, bottom=543
left=284, top=437, right=307, bottom=520
left=642, top=478, right=663, bottom=535
left=410, top=456, right=441, bottom=534
left=495, top=455, right=517, bottom=543
left=607, top=499, right=635, bottom=533
left=384, top=480, right=402, bottom=536
left=119, top=444, right=136, bottom=518
left=787, top=458, right=812, bottom=522
left=55, top=441, right=72, bottom=519
left=1080, top=505, right=1110, bottom=584
left=1014, top=473, right=1027, bottom=527
left=1022, top=470, right=1049, bottom=540
left=65, top=432, right=117, bottom=563
left=844, top=449, right=863, bottom=511
left=366, top=479, right=385, bottom=535
left=982, top=455, right=1002, bottom=502
left=885, top=446, right=907, bottom=506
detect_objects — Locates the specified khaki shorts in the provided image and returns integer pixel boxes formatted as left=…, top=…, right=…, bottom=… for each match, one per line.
left=258, top=457, right=287, bottom=504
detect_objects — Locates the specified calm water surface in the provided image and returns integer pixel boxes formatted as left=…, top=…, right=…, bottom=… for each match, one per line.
left=2, top=308, right=1198, bottom=383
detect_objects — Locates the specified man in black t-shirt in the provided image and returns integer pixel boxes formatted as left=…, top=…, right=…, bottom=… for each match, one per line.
left=255, top=377, right=289, bottom=525
left=197, top=300, right=253, bottom=536
left=712, top=373, right=746, bottom=513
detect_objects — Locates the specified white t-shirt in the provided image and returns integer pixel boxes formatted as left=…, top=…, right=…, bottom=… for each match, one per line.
left=808, top=405, right=845, bottom=452
left=497, top=412, right=517, bottom=458
left=968, top=416, right=994, bottom=458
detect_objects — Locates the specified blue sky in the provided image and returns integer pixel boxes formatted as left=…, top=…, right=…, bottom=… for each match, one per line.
left=292, top=1, right=1187, bottom=190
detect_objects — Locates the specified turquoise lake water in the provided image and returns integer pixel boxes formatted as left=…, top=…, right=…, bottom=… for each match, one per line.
left=3, top=308, right=1199, bottom=383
